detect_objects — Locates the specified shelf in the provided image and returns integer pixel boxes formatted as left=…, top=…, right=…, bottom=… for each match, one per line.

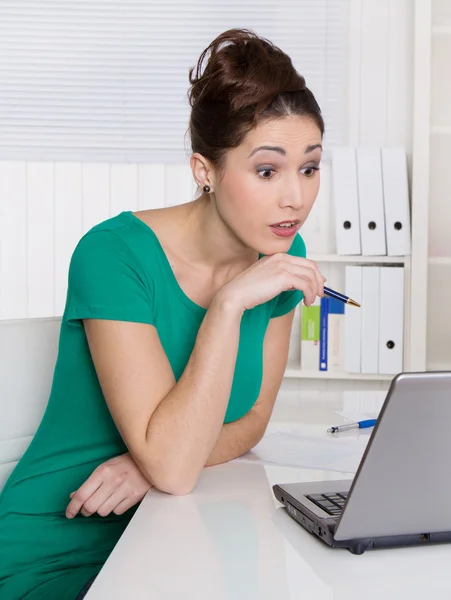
left=431, top=126, right=451, bottom=135
left=432, top=25, right=451, bottom=36
left=309, top=253, right=406, bottom=265
left=428, top=257, right=451, bottom=265
left=284, top=368, right=394, bottom=381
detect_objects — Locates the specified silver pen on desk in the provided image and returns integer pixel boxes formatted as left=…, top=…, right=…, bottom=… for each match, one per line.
left=327, top=419, right=377, bottom=434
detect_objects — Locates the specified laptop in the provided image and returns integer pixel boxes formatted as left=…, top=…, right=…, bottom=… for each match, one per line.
left=273, top=372, right=451, bottom=554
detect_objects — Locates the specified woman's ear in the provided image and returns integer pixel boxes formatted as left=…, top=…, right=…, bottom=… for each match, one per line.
left=190, top=153, right=215, bottom=192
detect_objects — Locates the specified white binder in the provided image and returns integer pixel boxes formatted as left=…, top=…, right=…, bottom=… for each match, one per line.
left=332, top=147, right=361, bottom=255
left=381, top=148, right=411, bottom=256
left=378, top=267, right=404, bottom=374
left=345, top=266, right=362, bottom=373
left=356, top=148, right=387, bottom=255
left=361, top=267, right=380, bottom=373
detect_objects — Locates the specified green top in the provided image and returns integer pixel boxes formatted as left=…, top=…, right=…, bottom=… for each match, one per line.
left=0, top=211, right=306, bottom=600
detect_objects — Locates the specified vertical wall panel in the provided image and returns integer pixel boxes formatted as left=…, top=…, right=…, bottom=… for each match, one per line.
left=54, top=163, right=83, bottom=316
left=0, top=161, right=27, bottom=319
left=138, top=164, right=166, bottom=211
left=82, top=163, right=111, bottom=235
left=432, top=0, right=451, bottom=25
left=27, top=162, right=54, bottom=317
left=386, top=0, right=413, bottom=148
left=110, top=164, right=138, bottom=216
left=431, top=33, right=451, bottom=128
left=165, top=165, right=196, bottom=207
left=347, top=0, right=363, bottom=145
left=359, top=0, right=390, bottom=145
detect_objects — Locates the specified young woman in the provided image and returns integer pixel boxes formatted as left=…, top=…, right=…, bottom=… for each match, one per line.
left=0, top=28, right=325, bottom=600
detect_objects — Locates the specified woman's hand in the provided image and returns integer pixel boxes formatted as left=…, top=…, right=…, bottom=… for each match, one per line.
left=216, top=254, right=326, bottom=313
left=66, top=453, right=152, bottom=519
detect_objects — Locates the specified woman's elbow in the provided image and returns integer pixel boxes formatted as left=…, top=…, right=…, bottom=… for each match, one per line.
left=155, top=474, right=196, bottom=496
left=144, top=460, right=199, bottom=496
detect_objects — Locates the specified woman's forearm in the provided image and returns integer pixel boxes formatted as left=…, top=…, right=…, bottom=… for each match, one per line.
left=204, top=409, right=267, bottom=467
left=144, top=295, right=243, bottom=494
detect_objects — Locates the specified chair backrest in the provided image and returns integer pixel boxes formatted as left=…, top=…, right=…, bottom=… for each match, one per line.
left=0, top=317, right=61, bottom=492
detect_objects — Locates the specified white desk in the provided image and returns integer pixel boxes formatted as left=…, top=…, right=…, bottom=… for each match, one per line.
left=86, top=391, right=451, bottom=599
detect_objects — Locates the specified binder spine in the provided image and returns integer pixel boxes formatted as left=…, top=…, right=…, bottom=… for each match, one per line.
left=319, top=297, right=329, bottom=371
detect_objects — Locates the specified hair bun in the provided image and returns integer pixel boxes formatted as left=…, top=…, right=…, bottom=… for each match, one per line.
left=188, top=28, right=306, bottom=113
left=188, top=29, right=323, bottom=168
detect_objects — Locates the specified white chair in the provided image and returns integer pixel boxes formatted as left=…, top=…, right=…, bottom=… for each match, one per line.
left=0, top=317, right=61, bottom=492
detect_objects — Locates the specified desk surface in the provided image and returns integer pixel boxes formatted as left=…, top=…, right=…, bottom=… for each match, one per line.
left=86, top=390, right=451, bottom=600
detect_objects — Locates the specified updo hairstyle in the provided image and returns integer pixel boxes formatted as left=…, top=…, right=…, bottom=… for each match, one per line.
left=188, top=28, right=324, bottom=169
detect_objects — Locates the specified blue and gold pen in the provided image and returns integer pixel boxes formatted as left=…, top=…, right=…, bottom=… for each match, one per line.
left=324, top=286, right=360, bottom=308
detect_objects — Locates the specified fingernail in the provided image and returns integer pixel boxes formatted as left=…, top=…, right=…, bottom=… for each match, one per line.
left=66, top=512, right=74, bottom=519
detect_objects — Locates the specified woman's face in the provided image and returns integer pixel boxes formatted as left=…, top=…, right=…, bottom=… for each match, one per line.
left=214, top=115, right=322, bottom=255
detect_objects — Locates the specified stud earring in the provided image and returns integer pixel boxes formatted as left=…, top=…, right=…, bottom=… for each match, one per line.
left=203, top=185, right=211, bottom=194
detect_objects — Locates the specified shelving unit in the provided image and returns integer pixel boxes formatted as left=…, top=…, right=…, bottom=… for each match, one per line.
left=284, top=367, right=394, bottom=381
left=280, top=0, right=435, bottom=383
left=431, top=25, right=451, bottom=35
left=431, top=126, right=451, bottom=135
left=309, top=254, right=406, bottom=265
left=428, top=257, right=451, bottom=266
left=283, top=252, right=409, bottom=382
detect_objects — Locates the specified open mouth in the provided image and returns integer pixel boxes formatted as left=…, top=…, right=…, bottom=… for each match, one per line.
left=270, top=219, right=300, bottom=228
left=269, top=220, right=300, bottom=237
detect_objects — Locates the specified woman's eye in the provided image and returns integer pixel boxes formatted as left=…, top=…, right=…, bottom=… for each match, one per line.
left=257, top=168, right=275, bottom=179
left=301, top=166, right=319, bottom=177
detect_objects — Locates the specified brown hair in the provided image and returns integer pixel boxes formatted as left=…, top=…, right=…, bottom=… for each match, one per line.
left=188, top=28, right=324, bottom=169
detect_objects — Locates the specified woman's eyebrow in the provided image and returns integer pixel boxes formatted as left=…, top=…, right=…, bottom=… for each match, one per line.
left=247, top=143, right=323, bottom=159
left=305, top=143, right=323, bottom=154
left=247, top=145, right=285, bottom=158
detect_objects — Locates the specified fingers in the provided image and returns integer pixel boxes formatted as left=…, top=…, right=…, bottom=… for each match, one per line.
left=95, top=489, right=129, bottom=517
left=66, top=476, right=103, bottom=519
left=65, top=454, right=151, bottom=520
left=111, top=496, right=139, bottom=516
left=277, top=255, right=326, bottom=305
left=79, top=484, right=119, bottom=517
left=277, top=265, right=319, bottom=306
left=299, top=275, right=316, bottom=307
left=315, top=267, right=326, bottom=297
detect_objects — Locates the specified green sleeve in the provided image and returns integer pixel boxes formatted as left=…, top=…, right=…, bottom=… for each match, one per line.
left=271, top=233, right=307, bottom=318
left=65, top=230, right=155, bottom=327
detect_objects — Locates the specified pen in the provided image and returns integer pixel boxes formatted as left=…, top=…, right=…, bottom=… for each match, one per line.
left=327, top=419, right=377, bottom=434
left=324, top=286, right=360, bottom=307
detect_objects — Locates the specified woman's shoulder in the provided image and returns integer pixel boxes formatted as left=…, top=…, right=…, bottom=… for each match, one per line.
left=69, top=208, right=182, bottom=289
left=74, top=210, right=166, bottom=261
left=83, top=210, right=154, bottom=242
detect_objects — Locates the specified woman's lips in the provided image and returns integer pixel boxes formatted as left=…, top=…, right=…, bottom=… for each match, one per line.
left=269, top=220, right=300, bottom=238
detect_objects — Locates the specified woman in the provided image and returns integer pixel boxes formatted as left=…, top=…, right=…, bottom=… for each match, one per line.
left=0, top=28, right=325, bottom=600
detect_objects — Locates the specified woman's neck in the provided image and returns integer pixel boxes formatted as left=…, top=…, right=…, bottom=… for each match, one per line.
left=174, top=196, right=258, bottom=271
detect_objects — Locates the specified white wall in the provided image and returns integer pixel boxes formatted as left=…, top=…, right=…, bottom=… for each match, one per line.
left=0, top=0, right=417, bottom=390
left=0, top=163, right=196, bottom=319
left=426, top=0, right=451, bottom=369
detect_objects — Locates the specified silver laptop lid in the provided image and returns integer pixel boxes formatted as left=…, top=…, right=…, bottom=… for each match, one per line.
left=335, top=372, right=451, bottom=541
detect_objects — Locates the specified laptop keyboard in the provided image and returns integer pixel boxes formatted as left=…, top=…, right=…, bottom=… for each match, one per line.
left=306, top=492, right=348, bottom=516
